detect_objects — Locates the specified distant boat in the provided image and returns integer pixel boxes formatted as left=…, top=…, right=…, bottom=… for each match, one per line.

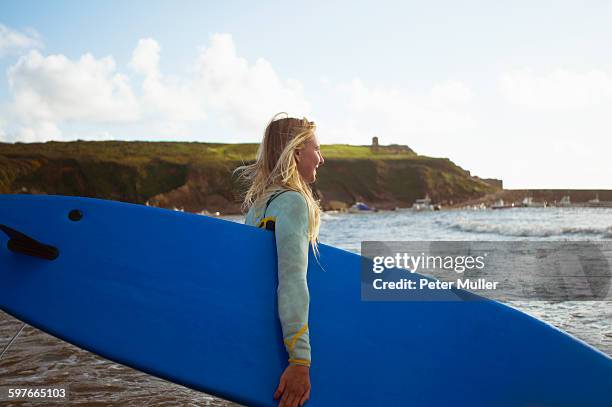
left=348, top=202, right=375, bottom=213
left=412, top=195, right=434, bottom=211
left=586, top=193, right=612, bottom=207
left=588, top=194, right=600, bottom=204
left=491, top=199, right=514, bottom=210
left=558, top=196, right=571, bottom=207
left=463, top=203, right=487, bottom=210
left=521, top=197, right=546, bottom=208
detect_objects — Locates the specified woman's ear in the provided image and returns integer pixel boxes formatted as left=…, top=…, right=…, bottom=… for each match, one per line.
left=294, top=150, right=300, bottom=162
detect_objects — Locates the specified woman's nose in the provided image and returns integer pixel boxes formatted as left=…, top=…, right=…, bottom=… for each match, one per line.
left=319, top=153, right=324, bottom=165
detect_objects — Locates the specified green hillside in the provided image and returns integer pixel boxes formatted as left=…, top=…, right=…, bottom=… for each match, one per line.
left=0, top=140, right=500, bottom=213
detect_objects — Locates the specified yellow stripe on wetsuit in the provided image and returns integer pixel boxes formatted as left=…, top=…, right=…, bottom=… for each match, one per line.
left=285, top=323, right=311, bottom=366
left=257, top=216, right=276, bottom=231
left=284, top=323, right=309, bottom=351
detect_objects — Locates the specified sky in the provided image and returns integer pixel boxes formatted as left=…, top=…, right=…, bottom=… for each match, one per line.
left=0, top=0, right=611, bottom=189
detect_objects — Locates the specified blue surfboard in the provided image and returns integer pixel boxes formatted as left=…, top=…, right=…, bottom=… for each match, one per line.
left=0, top=194, right=610, bottom=406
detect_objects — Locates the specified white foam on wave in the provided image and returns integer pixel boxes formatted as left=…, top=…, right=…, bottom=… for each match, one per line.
left=441, top=220, right=612, bottom=238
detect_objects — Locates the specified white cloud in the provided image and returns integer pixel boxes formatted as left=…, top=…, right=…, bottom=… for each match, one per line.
left=429, top=80, right=473, bottom=106
left=194, top=33, right=310, bottom=131
left=0, top=24, right=42, bottom=57
left=318, top=78, right=477, bottom=154
left=130, top=38, right=160, bottom=78
left=6, top=50, right=140, bottom=140
left=129, top=38, right=204, bottom=122
left=14, top=121, right=62, bottom=143
left=126, top=33, right=310, bottom=135
left=1, top=33, right=310, bottom=141
left=500, top=68, right=612, bottom=110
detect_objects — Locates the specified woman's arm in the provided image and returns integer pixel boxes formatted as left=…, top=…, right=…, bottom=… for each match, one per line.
left=271, top=192, right=312, bottom=406
left=273, top=192, right=311, bottom=366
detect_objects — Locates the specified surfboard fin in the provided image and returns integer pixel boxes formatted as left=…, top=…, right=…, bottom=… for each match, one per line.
left=0, top=224, right=59, bottom=261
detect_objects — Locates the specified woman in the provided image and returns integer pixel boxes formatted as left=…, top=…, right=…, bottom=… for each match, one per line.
left=236, top=112, right=324, bottom=407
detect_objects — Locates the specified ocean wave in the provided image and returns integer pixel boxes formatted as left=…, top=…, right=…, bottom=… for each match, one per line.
left=442, top=220, right=612, bottom=238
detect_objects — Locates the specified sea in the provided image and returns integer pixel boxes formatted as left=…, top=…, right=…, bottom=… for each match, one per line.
left=1, top=207, right=611, bottom=406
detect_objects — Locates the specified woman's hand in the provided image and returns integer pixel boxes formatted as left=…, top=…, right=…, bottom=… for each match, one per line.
left=274, top=364, right=311, bottom=407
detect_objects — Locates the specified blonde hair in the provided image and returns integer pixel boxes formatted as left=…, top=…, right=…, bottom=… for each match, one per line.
left=235, top=112, right=322, bottom=255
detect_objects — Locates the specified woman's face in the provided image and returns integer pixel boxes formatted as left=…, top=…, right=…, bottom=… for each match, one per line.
left=295, top=134, right=324, bottom=184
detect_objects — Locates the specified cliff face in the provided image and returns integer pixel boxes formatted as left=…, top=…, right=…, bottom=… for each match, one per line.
left=0, top=154, right=188, bottom=204
left=0, top=141, right=500, bottom=213
left=314, top=157, right=495, bottom=209
left=146, top=163, right=243, bottom=213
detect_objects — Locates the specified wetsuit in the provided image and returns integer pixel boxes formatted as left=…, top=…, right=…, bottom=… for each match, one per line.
left=245, top=189, right=311, bottom=367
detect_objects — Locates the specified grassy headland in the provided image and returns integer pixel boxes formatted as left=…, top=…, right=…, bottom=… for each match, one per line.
left=0, top=140, right=500, bottom=214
